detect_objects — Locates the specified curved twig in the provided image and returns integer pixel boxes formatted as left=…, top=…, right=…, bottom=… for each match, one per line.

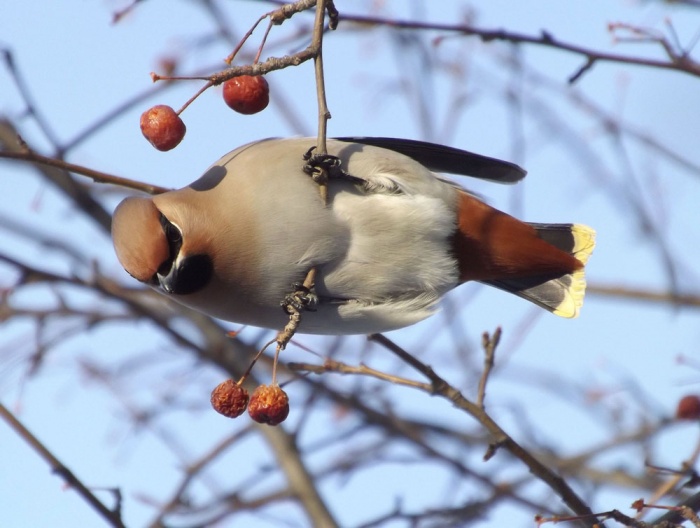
left=0, top=403, right=126, bottom=528
left=0, top=148, right=168, bottom=195
left=368, top=332, right=604, bottom=528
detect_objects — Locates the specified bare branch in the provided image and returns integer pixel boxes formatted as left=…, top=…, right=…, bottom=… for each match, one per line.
left=288, top=358, right=430, bottom=390
left=0, top=120, right=114, bottom=233
left=0, top=147, right=168, bottom=195
left=369, top=333, right=604, bottom=527
left=333, top=12, right=700, bottom=79
left=588, top=284, right=700, bottom=309
left=477, top=327, right=501, bottom=408
left=0, top=403, right=126, bottom=528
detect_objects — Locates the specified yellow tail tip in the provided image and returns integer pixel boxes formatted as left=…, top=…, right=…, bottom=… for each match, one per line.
left=571, top=224, right=596, bottom=265
left=553, top=224, right=596, bottom=318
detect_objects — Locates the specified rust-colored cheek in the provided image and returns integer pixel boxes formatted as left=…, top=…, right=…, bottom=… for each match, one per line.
left=112, top=197, right=170, bottom=282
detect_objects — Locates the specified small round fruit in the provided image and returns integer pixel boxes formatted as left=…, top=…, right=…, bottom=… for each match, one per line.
left=211, top=379, right=249, bottom=419
left=223, top=75, right=270, bottom=115
left=248, top=384, right=289, bottom=426
left=676, top=395, right=700, bottom=420
left=140, top=105, right=186, bottom=151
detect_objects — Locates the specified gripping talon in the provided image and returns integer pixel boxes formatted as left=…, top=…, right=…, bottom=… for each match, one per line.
left=302, top=148, right=362, bottom=184
left=281, top=282, right=318, bottom=314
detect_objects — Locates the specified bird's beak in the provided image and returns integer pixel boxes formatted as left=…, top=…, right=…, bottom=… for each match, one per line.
left=155, top=254, right=213, bottom=295
left=158, top=271, right=176, bottom=294
left=157, top=262, right=177, bottom=294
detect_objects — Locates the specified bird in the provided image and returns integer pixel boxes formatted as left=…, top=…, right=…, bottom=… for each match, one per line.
left=112, top=137, right=595, bottom=335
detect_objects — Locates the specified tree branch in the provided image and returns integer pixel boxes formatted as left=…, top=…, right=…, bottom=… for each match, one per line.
left=588, top=283, right=700, bottom=309
left=0, top=147, right=168, bottom=196
left=369, top=333, right=604, bottom=528
left=0, top=403, right=126, bottom=528
left=332, top=12, right=700, bottom=80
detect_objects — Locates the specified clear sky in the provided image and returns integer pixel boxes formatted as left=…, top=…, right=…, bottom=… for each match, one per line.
left=1, top=1, right=699, bottom=527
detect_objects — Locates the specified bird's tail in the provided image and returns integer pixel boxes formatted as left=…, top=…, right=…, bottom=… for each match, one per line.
left=480, top=223, right=596, bottom=318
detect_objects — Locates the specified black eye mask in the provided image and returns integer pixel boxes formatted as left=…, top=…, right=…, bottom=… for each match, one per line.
left=156, top=213, right=182, bottom=277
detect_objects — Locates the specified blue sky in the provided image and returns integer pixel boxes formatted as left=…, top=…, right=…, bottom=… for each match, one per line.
left=1, top=1, right=700, bottom=527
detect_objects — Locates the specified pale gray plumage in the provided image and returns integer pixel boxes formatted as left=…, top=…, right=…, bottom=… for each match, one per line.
left=112, top=137, right=595, bottom=335
left=114, top=139, right=461, bottom=333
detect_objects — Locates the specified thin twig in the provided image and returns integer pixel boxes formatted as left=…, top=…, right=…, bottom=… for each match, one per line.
left=112, top=0, right=144, bottom=23
left=476, top=327, right=501, bottom=408
left=175, top=80, right=214, bottom=115
left=296, top=0, right=332, bottom=316
left=311, top=0, right=331, bottom=157
left=224, top=12, right=270, bottom=65
left=228, top=0, right=318, bottom=65
left=1, top=49, right=62, bottom=148
left=288, top=359, right=430, bottom=390
left=245, top=337, right=278, bottom=383
left=275, top=0, right=334, bottom=350
left=0, top=148, right=169, bottom=195
left=0, top=120, right=115, bottom=233
left=536, top=508, right=646, bottom=527
left=653, top=491, right=700, bottom=526
left=368, top=333, right=446, bottom=388
left=152, top=47, right=317, bottom=85
left=254, top=18, right=276, bottom=64
left=324, top=11, right=700, bottom=79
left=0, top=403, right=126, bottom=528
left=643, top=432, right=700, bottom=518
left=588, top=283, right=700, bottom=309
left=369, top=333, right=604, bottom=528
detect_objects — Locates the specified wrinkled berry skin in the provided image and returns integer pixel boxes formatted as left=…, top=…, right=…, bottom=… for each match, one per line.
left=211, top=379, right=249, bottom=419
left=248, top=384, right=289, bottom=426
left=140, top=105, right=186, bottom=151
left=223, top=76, right=270, bottom=115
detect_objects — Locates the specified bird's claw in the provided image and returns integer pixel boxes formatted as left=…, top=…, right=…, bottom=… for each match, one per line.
left=302, top=148, right=362, bottom=185
left=281, top=282, right=318, bottom=314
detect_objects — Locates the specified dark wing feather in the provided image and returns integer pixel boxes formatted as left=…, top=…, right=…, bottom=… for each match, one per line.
left=335, top=137, right=526, bottom=184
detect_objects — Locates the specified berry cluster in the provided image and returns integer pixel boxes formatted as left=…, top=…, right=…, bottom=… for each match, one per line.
left=211, top=379, right=289, bottom=426
left=140, top=75, right=270, bottom=151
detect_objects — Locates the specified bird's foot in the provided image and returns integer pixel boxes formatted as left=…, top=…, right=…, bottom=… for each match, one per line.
left=302, top=147, right=364, bottom=185
left=281, top=282, right=318, bottom=315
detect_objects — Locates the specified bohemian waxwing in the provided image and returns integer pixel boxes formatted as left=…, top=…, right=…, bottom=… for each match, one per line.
left=112, top=137, right=595, bottom=335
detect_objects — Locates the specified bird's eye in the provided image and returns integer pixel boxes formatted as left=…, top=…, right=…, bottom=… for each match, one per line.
left=165, top=222, right=182, bottom=244
left=157, top=213, right=184, bottom=279
left=159, top=214, right=182, bottom=246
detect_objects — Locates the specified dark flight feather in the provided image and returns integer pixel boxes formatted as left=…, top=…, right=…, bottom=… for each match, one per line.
left=335, top=136, right=526, bottom=184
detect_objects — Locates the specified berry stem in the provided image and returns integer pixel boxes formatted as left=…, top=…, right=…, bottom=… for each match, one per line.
left=254, top=19, right=275, bottom=64
left=176, top=80, right=214, bottom=115
left=238, top=337, right=276, bottom=385
left=151, top=73, right=211, bottom=82
left=271, top=343, right=283, bottom=385
left=224, top=12, right=268, bottom=65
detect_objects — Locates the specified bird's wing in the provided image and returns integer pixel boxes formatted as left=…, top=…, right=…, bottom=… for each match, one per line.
left=334, top=137, right=526, bottom=184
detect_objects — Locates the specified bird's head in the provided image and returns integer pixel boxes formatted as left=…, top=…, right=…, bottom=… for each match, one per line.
left=111, top=196, right=213, bottom=295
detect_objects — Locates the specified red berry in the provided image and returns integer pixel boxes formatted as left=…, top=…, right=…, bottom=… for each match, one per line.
left=222, top=75, right=270, bottom=115
left=140, top=105, right=186, bottom=151
left=248, top=384, right=289, bottom=425
left=676, top=395, right=700, bottom=420
left=210, top=379, right=249, bottom=419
